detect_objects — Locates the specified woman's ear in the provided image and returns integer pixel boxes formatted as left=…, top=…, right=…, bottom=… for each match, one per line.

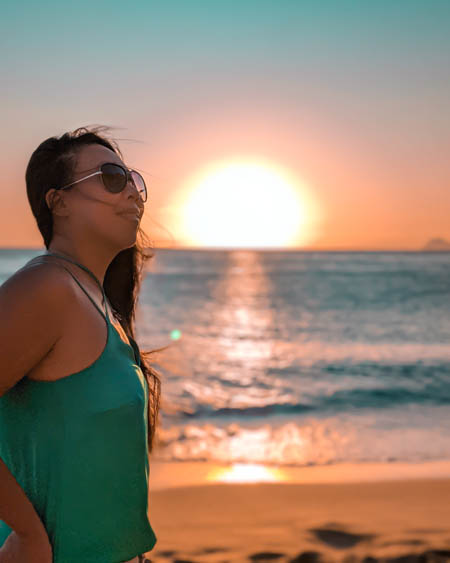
left=45, top=188, right=69, bottom=217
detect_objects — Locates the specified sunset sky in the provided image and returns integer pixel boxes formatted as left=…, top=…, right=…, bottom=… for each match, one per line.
left=1, top=0, right=449, bottom=250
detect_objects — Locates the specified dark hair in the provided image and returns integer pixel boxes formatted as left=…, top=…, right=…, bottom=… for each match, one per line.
left=25, top=124, right=167, bottom=455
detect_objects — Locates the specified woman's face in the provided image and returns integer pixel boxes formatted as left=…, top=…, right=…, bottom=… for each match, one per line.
left=53, top=143, right=144, bottom=250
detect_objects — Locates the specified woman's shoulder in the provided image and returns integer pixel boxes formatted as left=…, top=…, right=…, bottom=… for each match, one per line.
left=2, top=253, right=77, bottom=302
left=11, top=255, right=75, bottom=285
left=0, top=257, right=75, bottom=397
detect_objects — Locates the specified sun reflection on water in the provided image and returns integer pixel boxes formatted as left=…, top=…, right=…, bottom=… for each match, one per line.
left=207, top=462, right=287, bottom=484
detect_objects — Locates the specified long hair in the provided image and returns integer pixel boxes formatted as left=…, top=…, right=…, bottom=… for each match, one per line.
left=25, top=124, right=166, bottom=455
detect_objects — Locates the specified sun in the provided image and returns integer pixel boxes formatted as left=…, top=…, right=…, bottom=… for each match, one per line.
left=162, top=158, right=323, bottom=248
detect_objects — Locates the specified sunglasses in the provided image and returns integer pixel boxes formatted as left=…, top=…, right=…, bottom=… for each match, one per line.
left=55, top=162, right=147, bottom=203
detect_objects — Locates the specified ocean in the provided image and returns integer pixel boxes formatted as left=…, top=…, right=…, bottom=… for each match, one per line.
left=2, top=248, right=450, bottom=470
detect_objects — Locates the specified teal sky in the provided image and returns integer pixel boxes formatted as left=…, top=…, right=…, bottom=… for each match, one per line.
left=1, top=0, right=449, bottom=249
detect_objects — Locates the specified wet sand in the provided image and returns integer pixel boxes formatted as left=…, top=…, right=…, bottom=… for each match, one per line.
left=143, top=472, right=450, bottom=563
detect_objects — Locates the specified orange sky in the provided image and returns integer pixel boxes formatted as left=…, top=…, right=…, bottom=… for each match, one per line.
left=1, top=2, right=449, bottom=250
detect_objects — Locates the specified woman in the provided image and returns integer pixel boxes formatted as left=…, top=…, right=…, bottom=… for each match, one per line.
left=0, top=126, right=164, bottom=562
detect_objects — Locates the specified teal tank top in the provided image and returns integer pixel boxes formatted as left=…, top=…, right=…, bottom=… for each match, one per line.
left=0, top=251, right=157, bottom=562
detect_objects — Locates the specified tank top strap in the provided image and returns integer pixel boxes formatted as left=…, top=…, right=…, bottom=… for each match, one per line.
left=30, top=253, right=110, bottom=323
left=57, top=265, right=109, bottom=323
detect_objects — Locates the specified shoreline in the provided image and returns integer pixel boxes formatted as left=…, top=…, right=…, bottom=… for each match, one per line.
left=148, top=458, right=450, bottom=492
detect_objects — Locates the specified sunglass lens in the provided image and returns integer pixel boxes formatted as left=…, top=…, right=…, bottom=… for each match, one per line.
left=131, top=170, right=147, bottom=202
left=101, top=163, right=127, bottom=193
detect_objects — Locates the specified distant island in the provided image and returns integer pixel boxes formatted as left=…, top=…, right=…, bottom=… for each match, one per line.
left=422, top=237, right=450, bottom=251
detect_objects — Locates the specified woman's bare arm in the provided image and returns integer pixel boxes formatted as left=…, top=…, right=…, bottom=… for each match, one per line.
left=0, top=263, right=71, bottom=537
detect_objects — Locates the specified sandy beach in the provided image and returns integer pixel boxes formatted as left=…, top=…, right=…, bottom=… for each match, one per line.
left=143, top=461, right=450, bottom=563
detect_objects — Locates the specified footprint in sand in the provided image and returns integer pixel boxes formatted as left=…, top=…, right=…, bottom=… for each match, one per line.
left=248, top=552, right=286, bottom=561
left=308, top=527, right=375, bottom=549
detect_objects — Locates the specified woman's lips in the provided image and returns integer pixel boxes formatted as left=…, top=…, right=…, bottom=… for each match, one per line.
left=119, top=212, right=140, bottom=221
